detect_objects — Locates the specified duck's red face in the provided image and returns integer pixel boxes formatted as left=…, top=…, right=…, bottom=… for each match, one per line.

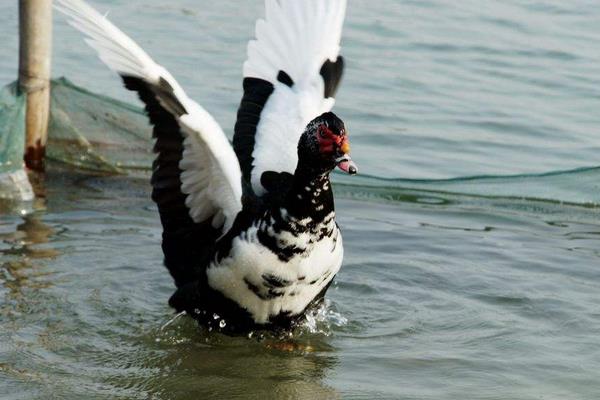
left=316, top=124, right=357, bottom=175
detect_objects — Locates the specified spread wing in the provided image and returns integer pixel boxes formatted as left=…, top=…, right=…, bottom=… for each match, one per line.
left=55, top=0, right=242, bottom=286
left=234, top=0, right=346, bottom=199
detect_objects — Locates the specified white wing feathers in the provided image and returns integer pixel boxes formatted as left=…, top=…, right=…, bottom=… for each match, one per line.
left=55, top=0, right=242, bottom=233
left=244, top=0, right=345, bottom=83
left=244, top=0, right=347, bottom=195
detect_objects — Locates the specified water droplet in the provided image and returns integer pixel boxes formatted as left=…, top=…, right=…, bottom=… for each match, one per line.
left=213, top=313, right=220, bottom=320
left=219, top=320, right=226, bottom=328
left=160, top=310, right=186, bottom=331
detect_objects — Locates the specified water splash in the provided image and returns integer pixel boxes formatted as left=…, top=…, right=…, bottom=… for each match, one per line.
left=159, top=310, right=187, bottom=332
left=300, top=299, right=348, bottom=336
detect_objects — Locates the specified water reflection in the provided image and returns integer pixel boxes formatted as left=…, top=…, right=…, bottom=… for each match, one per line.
left=119, top=319, right=341, bottom=400
left=1, top=216, right=59, bottom=258
left=0, top=177, right=59, bottom=316
left=0, top=215, right=58, bottom=294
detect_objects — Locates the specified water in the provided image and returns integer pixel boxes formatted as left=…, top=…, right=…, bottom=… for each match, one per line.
left=1, top=0, right=600, bottom=399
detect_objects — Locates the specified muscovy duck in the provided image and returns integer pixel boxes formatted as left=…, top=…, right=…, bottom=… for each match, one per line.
left=56, top=0, right=356, bottom=331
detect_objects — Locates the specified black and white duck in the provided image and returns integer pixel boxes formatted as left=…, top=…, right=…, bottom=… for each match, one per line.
left=56, top=0, right=356, bottom=332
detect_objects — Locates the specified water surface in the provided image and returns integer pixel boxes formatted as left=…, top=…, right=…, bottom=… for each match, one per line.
left=1, top=1, right=600, bottom=399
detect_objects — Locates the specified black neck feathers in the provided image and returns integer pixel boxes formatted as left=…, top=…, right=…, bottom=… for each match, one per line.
left=285, top=170, right=334, bottom=222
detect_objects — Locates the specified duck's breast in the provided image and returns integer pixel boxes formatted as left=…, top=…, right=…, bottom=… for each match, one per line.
left=207, top=217, right=343, bottom=324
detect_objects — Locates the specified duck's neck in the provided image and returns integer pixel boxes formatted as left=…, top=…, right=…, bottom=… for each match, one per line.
left=284, top=168, right=334, bottom=222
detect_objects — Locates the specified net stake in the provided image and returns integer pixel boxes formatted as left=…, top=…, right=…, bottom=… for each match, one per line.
left=19, top=0, right=52, bottom=172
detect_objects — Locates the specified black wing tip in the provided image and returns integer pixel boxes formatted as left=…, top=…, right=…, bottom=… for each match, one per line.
left=277, top=70, right=294, bottom=87
left=320, top=56, right=345, bottom=98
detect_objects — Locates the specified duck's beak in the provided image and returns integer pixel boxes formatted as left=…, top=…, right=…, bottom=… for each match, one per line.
left=335, top=140, right=358, bottom=175
left=336, top=155, right=358, bottom=174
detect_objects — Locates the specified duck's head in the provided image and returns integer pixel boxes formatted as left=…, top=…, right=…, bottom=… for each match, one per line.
left=297, top=112, right=357, bottom=177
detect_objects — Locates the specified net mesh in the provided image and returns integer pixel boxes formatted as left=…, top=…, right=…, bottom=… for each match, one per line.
left=0, top=81, right=32, bottom=200
left=0, top=78, right=153, bottom=179
left=47, top=77, right=153, bottom=173
left=0, top=81, right=26, bottom=175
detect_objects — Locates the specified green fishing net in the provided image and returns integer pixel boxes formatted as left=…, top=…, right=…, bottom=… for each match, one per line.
left=0, top=81, right=31, bottom=200
left=0, top=78, right=156, bottom=199
left=47, top=77, right=153, bottom=173
left=0, top=78, right=153, bottom=180
left=0, top=82, right=26, bottom=176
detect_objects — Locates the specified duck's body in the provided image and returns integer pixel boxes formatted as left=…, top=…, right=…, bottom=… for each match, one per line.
left=169, top=142, right=345, bottom=331
left=207, top=174, right=342, bottom=327
left=57, top=0, right=356, bottom=331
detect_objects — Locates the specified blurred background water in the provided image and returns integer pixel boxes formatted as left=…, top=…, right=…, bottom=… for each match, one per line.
left=0, top=1, right=599, bottom=399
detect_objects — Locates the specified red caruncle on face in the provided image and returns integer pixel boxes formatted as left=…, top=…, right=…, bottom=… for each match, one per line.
left=316, top=124, right=349, bottom=156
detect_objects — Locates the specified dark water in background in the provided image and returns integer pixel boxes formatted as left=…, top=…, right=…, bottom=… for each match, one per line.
left=1, top=0, right=600, bottom=399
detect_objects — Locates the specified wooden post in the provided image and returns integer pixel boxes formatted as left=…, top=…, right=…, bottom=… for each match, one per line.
left=19, top=0, right=52, bottom=172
